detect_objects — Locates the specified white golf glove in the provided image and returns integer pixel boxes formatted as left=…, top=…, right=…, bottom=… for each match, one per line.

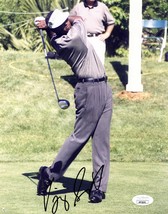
left=34, top=16, right=45, bottom=26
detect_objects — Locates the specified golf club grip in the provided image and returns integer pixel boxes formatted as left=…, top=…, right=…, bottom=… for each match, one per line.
left=40, top=29, right=47, bottom=57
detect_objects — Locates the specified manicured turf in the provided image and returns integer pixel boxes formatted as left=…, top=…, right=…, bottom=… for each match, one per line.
left=1, top=161, right=168, bottom=214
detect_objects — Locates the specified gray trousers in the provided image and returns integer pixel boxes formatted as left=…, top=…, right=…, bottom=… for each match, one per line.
left=47, top=81, right=113, bottom=192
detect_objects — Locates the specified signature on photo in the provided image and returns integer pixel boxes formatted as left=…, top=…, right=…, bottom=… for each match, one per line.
left=43, top=165, right=104, bottom=214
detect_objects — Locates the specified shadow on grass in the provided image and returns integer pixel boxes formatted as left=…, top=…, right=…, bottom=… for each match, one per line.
left=22, top=172, right=92, bottom=196
left=110, top=61, right=128, bottom=88
left=60, top=63, right=128, bottom=89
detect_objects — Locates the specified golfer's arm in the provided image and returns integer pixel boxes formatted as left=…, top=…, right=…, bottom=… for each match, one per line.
left=68, top=15, right=83, bottom=24
left=46, top=29, right=56, bottom=39
left=104, top=24, right=114, bottom=39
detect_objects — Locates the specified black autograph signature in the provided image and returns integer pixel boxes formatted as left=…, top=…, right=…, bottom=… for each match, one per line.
left=42, top=165, right=104, bottom=214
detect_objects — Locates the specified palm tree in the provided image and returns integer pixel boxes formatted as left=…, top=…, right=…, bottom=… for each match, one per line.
left=21, top=0, right=80, bottom=51
left=0, top=0, right=79, bottom=51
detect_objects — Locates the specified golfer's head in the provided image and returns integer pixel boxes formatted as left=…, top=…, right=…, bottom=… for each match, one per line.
left=84, top=0, right=97, bottom=5
left=46, top=9, right=70, bottom=35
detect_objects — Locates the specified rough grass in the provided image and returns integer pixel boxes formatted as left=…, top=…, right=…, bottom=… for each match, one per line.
left=0, top=51, right=168, bottom=162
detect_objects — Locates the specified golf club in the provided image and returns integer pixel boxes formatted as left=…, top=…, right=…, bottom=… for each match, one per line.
left=39, top=29, right=70, bottom=110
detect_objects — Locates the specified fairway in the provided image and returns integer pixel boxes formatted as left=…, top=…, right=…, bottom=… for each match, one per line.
left=1, top=51, right=168, bottom=214
left=0, top=161, right=168, bottom=214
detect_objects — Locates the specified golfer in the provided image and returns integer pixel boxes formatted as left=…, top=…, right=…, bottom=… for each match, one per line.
left=35, top=9, right=113, bottom=203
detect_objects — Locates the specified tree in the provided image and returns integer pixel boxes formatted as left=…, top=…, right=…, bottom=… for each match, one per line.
left=143, top=0, right=168, bottom=19
left=102, top=0, right=129, bottom=56
left=0, top=0, right=167, bottom=53
left=0, top=0, right=29, bottom=50
left=103, top=0, right=168, bottom=56
left=0, top=0, right=79, bottom=51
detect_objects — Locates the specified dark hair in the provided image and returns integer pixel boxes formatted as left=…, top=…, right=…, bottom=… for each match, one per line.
left=50, top=19, right=68, bottom=37
left=84, top=0, right=98, bottom=7
left=45, top=11, right=53, bottom=26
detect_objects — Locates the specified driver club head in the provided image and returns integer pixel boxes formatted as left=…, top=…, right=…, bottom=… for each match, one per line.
left=58, top=99, right=70, bottom=110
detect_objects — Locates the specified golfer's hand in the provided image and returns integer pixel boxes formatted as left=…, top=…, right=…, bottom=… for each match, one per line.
left=98, top=32, right=110, bottom=41
left=34, top=17, right=47, bottom=29
left=35, top=20, right=47, bottom=29
left=46, top=52, right=61, bottom=60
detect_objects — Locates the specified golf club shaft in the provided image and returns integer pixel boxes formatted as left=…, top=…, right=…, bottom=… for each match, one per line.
left=40, top=29, right=60, bottom=102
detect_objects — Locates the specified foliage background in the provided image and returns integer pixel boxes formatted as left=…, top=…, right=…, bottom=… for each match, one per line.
left=0, top=0, right=168, bottom=54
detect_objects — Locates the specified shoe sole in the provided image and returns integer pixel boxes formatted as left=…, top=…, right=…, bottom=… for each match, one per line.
left=37, top=166, right=49, bottom=196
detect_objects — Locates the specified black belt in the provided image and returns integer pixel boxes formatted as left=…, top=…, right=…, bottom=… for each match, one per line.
left=78, top=76, right=107, bottom=83
left=87, top=33, right=101, bottom=37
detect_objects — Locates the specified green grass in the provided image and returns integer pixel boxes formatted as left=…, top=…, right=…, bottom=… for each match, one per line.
left=1, top=50, right=168, bottom=214
left=1, top=161, right=168, bottom=214
left=1, top=50, right=168, bottom=162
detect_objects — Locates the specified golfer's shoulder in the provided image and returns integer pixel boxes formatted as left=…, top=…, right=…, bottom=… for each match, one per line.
left=72, top=16, right=84, bottom=26
left=98, top=1, right=109, bottom=10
